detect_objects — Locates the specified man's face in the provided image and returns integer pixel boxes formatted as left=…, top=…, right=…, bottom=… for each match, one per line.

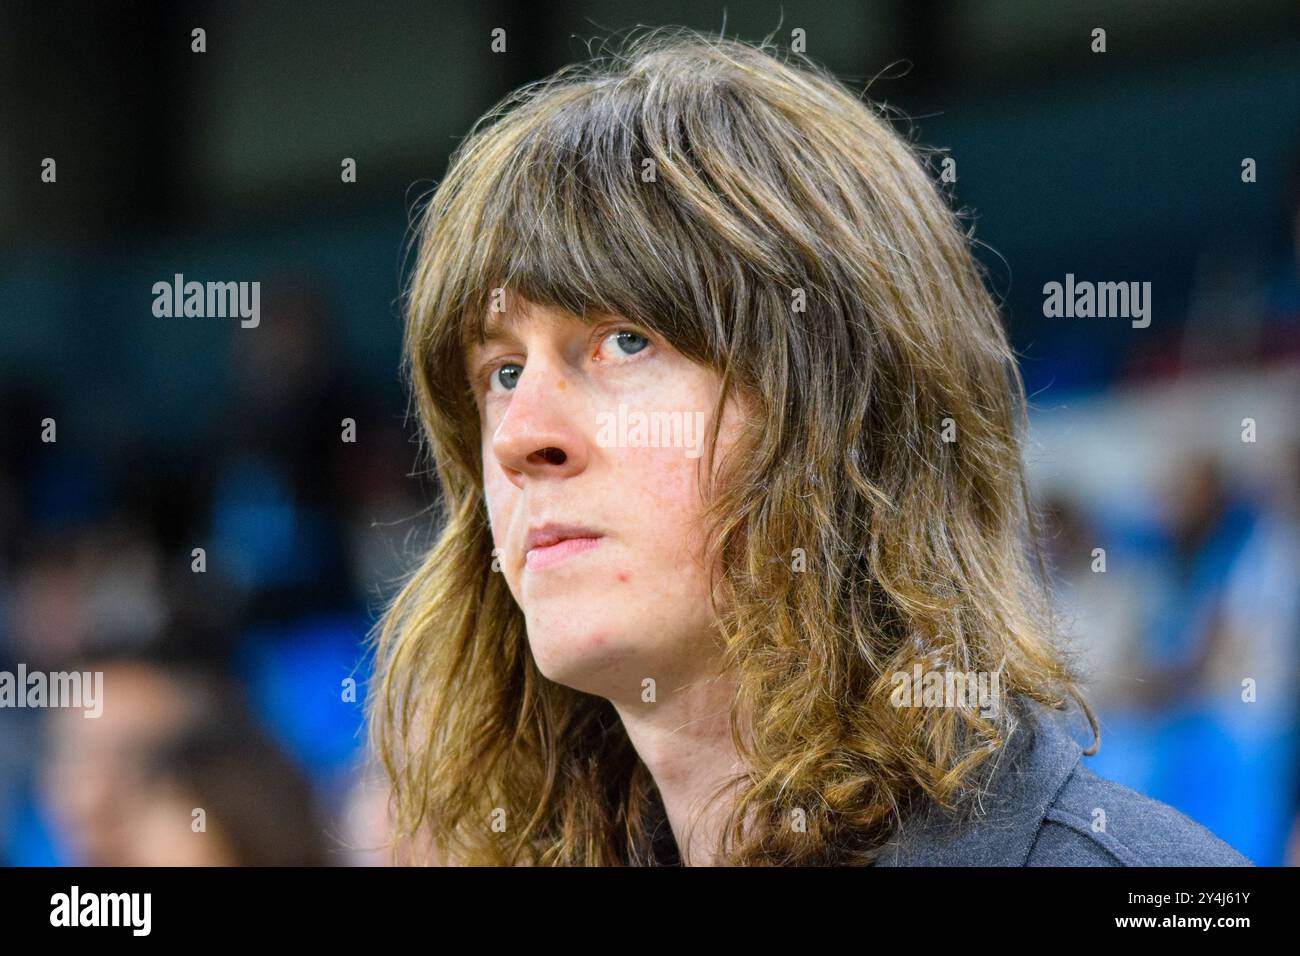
left=467, top=299, right=745, bottom=702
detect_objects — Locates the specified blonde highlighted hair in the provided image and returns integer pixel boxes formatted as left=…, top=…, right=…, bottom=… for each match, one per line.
left=369, top=27, right=1097, bottom=865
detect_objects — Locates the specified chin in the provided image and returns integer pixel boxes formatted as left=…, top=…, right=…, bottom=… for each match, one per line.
left=525, top=617, right=640, bottom=696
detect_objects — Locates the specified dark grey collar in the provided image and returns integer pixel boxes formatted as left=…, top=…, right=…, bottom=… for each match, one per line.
left=874, top=697, right=1088, bottom=866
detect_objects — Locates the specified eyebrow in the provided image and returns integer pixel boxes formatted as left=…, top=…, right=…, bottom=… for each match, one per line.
left=464, top=305, right=608, bottom=375
left=477, top=315, right=522, bottom=347
left=471, top=305, right=590, bottom=351
left=464, top=315, right=516, bottom=365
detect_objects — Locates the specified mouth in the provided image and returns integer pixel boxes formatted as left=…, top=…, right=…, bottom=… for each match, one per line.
left=524, top=523, right=605, bottom=571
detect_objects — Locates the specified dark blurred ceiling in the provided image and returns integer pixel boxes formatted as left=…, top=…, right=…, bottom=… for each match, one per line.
left=1, top=0, right=1296, bottom=244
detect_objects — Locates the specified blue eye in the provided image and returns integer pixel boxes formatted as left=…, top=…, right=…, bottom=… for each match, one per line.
left=493, top=363, right=522, bottom=390
left=609, top=330, right=649, bottom=356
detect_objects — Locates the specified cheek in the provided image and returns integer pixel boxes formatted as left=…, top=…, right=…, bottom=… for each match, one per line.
left=616, top=447, right=712, bottom=566
left=611, top=390, right=745, bottom=576
left=481, top=456, right=516, bottom=554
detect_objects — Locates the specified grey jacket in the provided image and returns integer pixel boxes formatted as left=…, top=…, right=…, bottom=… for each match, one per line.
left=875, top=697, right=1254, bottom=866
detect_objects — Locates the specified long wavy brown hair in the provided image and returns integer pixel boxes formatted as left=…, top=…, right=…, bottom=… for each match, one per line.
left=368, top=27, right=1099, bottom=866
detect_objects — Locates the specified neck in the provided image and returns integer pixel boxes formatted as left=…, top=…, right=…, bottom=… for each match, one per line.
left=612, top=670, right=748, bottom=866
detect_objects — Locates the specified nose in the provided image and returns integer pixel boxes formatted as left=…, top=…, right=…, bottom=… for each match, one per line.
left=489, top=356, right=588, bottom=487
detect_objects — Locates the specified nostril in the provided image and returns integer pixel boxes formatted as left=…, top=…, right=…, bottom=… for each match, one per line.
left=536, top=447, right=566, bottom=465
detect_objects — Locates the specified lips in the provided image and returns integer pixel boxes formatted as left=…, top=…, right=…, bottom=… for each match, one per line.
left=523, top=523, right=604, bottom=570
left=524, top=523, right=603, bottom=552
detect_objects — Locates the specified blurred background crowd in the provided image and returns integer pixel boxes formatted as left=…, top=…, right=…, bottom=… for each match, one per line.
left=1, top=1, right=1297, bottom=865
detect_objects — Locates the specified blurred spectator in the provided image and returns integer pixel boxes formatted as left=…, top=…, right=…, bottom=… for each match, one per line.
left=42, top=654, right=327, bottom=866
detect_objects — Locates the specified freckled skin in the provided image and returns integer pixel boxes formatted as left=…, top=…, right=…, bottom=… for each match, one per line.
left=470, top=300, right=747, bottom=707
